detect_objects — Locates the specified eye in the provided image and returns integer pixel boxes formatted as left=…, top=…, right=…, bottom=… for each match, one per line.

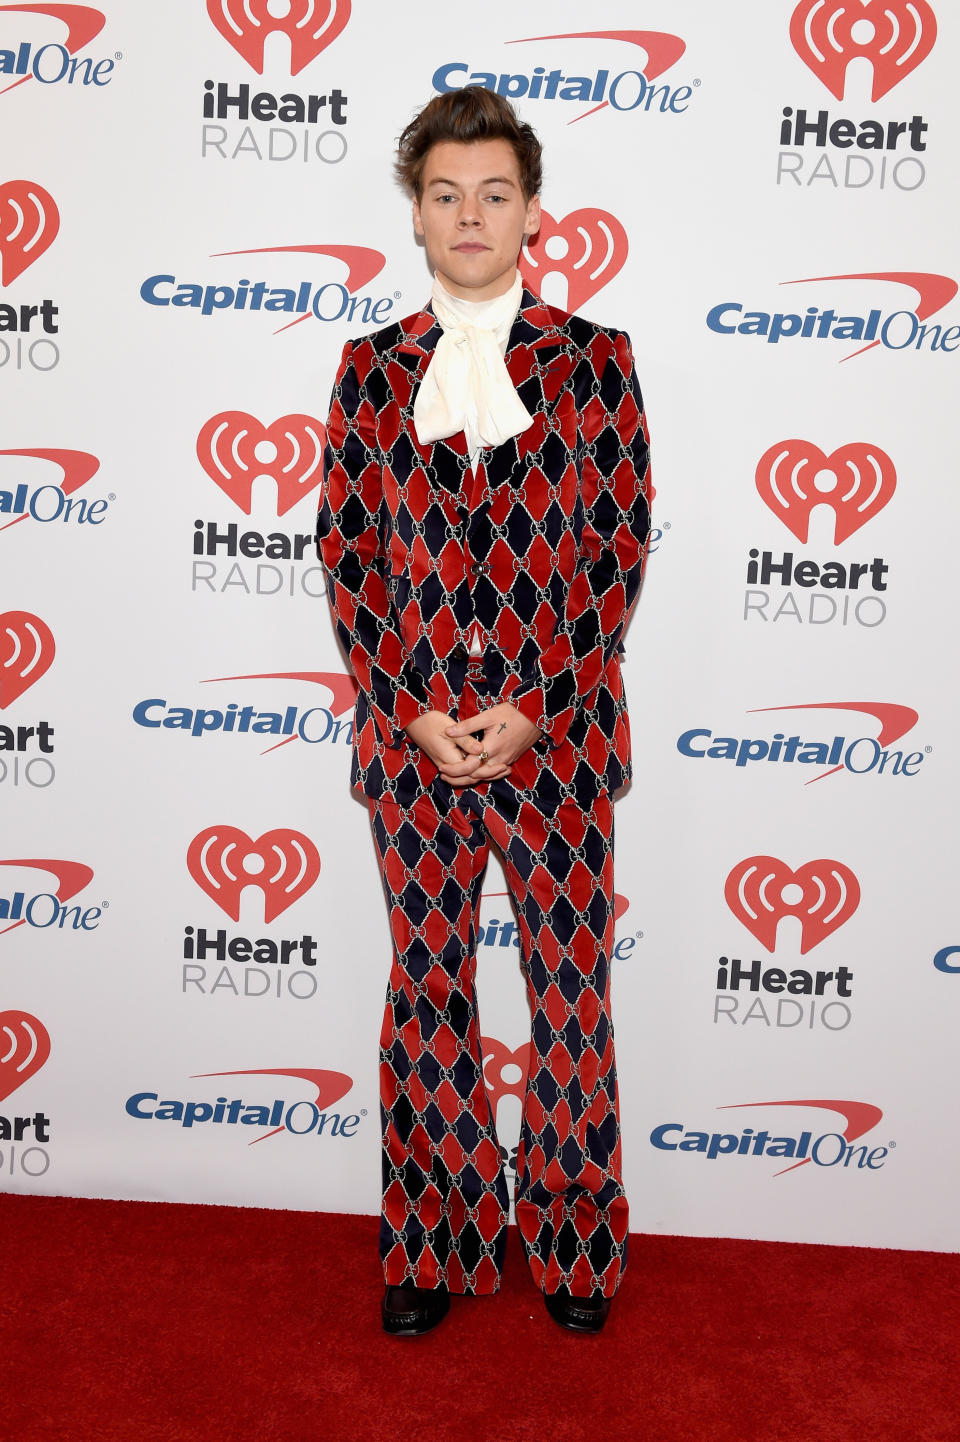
left=485, top=193, right=508, bottom=205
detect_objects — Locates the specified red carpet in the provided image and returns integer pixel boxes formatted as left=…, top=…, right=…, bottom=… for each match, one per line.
left=1, top=1192, right=957, bottom=1442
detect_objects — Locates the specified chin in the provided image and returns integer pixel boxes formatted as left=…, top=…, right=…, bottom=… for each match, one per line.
left=445, top=273, right=494, bottom=296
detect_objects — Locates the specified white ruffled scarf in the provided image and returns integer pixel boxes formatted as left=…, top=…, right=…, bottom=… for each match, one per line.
left=412, top=270, right=533, bottom=462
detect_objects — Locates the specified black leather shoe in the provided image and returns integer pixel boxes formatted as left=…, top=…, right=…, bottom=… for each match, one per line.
left=544, top=1285, right=611, bottom=1334
left=382, top=1284, right=450, bottom=1337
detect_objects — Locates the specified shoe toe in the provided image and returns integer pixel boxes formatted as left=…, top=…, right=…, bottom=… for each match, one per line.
left=382, top=1284, right=450, bottom=1337
left=544, top=1285, right=611, bottom=1334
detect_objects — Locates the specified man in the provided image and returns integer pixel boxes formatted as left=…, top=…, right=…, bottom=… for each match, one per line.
left=317, top=86, right=650, bottom=1337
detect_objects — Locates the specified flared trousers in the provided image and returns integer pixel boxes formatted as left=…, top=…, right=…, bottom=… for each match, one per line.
left=367, top=773, right=629, bottom=1299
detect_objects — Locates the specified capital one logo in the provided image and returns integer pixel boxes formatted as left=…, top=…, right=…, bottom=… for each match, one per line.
left=520, top=208, right=628, bottom=311
left=755, top=439, right=896, bottom=543
left=708, top=271, right=959, bottom=362
left=0, top=3, right=105, bottom=97
left=0, top=1009, right=50, bottom=1102
left=0, top=857, right=94, bottom=937
left=139, top=243, right=387, bottom=334
left=127, top=1066, right=356, bottom=1146
left=0, top=610, right=55, bottom=706
left=207, top=0, right=351, bottom=75
left=196, top=412, right=325, bottom=516
left=436, top=30, right=690, bottom=127
left=791, top=0, right=937, bottom=101
left=0, top=179, right=59, bottom=283
left=725, top=856, right=860, bottom=954
left=0, top=448, right=102, bottom=532
left=133, top=672, right=357, bottom=756
left=651, top=1098, right=887, bottom=1177
left=187, top=825, right=321, bottom=922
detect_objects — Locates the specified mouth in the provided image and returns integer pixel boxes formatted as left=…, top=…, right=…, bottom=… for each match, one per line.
left=453, top=243, right=489, bottom=253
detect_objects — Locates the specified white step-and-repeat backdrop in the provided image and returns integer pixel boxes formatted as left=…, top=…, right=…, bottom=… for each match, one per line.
left=3, top=0, right=958, bottom=1252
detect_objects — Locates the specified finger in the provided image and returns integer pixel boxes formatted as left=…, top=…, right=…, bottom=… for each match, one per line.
left=441, top=758, right=512, bottom=783
left=460, top=737, right=488, bottom=755
left=441, top=769, right=511, bottom=786
left=445, top=713, right=489, bottom=738
left=438, top=758, right=485, bottom=783
left=443, top=731, right=486, bottom=755
left=439, top=751, right=511, bottom=780
left=438, top=736, right=482, bottom=761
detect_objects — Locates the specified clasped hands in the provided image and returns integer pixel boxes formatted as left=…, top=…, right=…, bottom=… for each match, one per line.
left=404, top=703, right=541, bottom=785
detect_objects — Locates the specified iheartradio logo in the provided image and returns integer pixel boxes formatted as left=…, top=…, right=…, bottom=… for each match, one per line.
left=0, top=1009, right=50, bottom=1102
left=0, top=179, right=59, bottom=284
left=520, top=208, right=628, bottom=312
left=755, top=439, right=896, bottom=544
left=196, top=412, right=325, bottom=516
left=482, top=1036, right=531, bottom=1114
left=0, top=610, right=55, bottom=707
left=206, top=0, right=351, bottom=75
left=187, top=825, right=321, bottom=923
left=725, top=856, right=860, bottom=955
left=790, top=0, right=937, bottom=101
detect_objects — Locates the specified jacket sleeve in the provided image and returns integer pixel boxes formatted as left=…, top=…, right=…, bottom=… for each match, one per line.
left=316, top=341, right=432, bottom=747
left=502, top=329, right=651, bottom=746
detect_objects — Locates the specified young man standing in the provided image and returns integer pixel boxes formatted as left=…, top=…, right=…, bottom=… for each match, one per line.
left=317, top=87, right=650, bottom=1336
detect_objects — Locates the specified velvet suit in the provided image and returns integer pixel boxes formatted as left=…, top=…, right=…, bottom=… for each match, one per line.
left=317, top=286, right=650, bottom=1296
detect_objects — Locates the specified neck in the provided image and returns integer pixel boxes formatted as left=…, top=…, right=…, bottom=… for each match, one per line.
left=431, top=270, right=522, bottom=322
left=432, top=267, right=522, bottom=304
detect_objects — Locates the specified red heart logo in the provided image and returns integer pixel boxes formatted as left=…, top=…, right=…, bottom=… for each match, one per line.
left=790, top=0, right=937, bottom=101
left=0, top=1010, right=51, bottom=1104
left=755, top=439, right=897, bottom=545
left=481, top=1037, right=531, bottom=1112
left=187, top=825, right=321, bottom=923
left=206, top=0, right=351, bottom=75
left=196, top=412, right=325, bottom=517
left=0, top=179, right=60, bottom=284
left=725, top=856, right=860, bottom=955
left=0, top=610, right=55, bottom=708
left=520, top=208, right=629, bottom=312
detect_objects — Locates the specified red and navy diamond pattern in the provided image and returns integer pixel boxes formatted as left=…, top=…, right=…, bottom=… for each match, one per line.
left=317, top=288, right=651, bottom=812
left=370, top=783, right=628, bottom=1298
left=318, top=288, right=648, bottom=1300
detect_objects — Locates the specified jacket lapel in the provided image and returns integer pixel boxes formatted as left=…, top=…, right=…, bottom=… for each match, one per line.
left=391, top=305, right=441, bottom=360
left=503, top=289, right=576, bottom=433
left=385, top=287, right=576, bottom=496
left=387, top=307, right=470, bottom=484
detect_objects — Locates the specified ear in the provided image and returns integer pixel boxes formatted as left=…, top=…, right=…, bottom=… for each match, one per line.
left=412, top=195, right=424, bottom=237
left=523, top=194, right=541, bottom=237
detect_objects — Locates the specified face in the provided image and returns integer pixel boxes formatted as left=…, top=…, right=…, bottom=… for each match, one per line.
left=412, top=138, right=540, bottom=302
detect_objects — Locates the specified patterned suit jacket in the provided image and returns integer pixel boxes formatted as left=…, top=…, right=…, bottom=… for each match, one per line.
left=316, top=287, right=651, bottom=810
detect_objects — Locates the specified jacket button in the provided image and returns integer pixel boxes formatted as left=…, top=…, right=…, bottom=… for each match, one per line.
left=452, top=644, right=468, bottom=661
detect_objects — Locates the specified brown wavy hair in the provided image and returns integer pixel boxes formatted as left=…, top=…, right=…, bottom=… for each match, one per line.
left=396, top=87, right=542, bottom=200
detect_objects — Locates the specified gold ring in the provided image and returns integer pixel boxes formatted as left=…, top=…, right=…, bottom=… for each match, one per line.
left=479, top=750, right=489, bottom=763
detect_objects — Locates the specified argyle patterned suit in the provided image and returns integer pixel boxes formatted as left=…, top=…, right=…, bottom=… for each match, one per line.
left=317, top=286, right=650, bottom=1299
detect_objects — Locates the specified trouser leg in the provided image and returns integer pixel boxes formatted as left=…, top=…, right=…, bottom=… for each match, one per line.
left=481, top=788, right=629, bottom=1299
left=368, top=789, right=510, bottom=1296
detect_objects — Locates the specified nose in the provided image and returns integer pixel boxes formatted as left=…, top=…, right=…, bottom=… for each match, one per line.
left=457, top=199, right=481, bottom=227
